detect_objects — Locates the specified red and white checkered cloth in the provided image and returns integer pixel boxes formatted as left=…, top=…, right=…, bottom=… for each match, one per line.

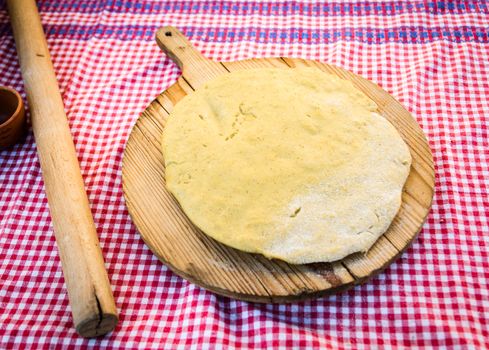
left=1, top=1, right=488, bottom=348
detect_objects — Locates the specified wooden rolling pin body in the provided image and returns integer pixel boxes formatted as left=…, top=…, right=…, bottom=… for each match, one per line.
left=6, top=0, right=118, bottom=337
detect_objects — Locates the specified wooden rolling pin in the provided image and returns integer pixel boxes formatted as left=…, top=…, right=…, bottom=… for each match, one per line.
left=6, top=0, right=118, bottom=337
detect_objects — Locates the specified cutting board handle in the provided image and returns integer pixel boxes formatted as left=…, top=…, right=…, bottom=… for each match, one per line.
left=155, top=26, right=205, bottom=70
left=155, top=26, right=226, bottom=87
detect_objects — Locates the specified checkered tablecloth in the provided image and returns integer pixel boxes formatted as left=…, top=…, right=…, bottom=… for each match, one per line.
left=1, top=1, right=488, bottom=348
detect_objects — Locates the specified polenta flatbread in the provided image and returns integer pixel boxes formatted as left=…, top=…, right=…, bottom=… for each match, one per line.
left=162, top=67, right=411, bottom=264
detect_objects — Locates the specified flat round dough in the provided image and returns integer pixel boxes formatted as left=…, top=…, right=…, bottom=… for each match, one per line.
left=162, top=67, right=411, bottom=264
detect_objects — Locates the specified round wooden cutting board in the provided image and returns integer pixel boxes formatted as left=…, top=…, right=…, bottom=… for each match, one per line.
left=122, top=26, right=435, bottom=302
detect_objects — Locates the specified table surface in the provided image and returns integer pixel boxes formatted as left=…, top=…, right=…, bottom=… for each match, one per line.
left=1, top=1, right=488, bottom=349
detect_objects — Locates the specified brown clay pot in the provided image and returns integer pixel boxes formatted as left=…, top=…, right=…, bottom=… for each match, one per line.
left=0, top=86, right=26, bottom=150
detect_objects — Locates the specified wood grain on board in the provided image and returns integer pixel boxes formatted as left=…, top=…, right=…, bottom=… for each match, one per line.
left=122, top=26, right=435, bottom=302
